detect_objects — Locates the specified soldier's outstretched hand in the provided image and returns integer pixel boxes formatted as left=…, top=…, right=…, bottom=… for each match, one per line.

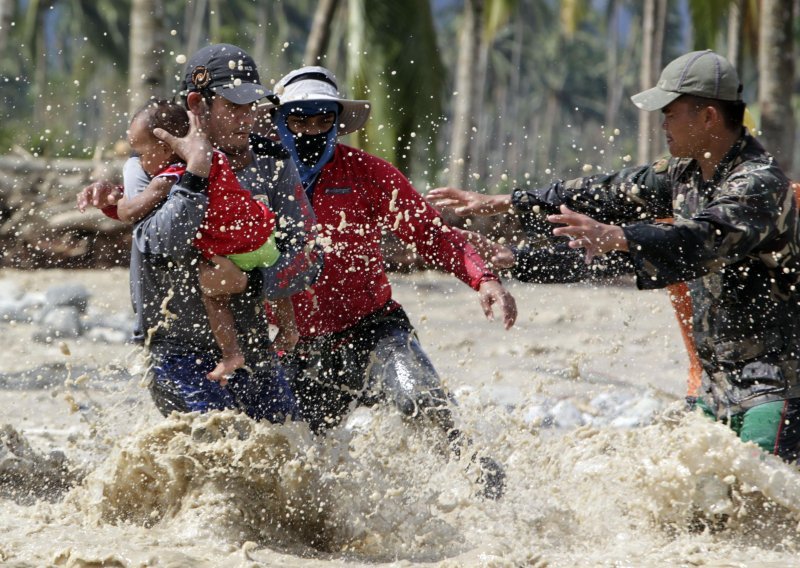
left=549, top=205, right=628, bottom=263
left=427, top=187, right=511, bottom=217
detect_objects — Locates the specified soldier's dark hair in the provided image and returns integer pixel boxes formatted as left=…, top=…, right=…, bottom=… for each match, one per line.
left=130, top=99, right=190, bottom=138
left=682, top=94, right=745, bottom=132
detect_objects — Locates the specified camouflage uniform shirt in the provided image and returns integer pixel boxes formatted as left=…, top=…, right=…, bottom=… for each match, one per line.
left=511, top=132, right=800, bottom=415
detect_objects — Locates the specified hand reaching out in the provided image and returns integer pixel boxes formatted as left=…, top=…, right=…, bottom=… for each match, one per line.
left=548, top=205, right=628, bottom=263
left=76, top=181, right=123, bottom=213
left=427, top=187, right=511, bottom=217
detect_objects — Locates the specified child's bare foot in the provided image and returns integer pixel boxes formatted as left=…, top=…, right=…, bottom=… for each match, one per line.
left=207, top=353, right=245, bottom=386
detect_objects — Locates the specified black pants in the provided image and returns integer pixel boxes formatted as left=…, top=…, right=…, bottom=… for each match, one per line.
left=283, top=304, right=455, bottom=434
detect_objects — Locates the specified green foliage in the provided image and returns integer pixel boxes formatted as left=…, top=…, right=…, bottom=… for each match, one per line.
left=0, top=0, right=786, bottom=179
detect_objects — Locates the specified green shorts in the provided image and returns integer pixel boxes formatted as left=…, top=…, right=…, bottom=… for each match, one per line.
left=226, top=234, right=279, bottom=271
left=697, top=397, right=800, bottom=462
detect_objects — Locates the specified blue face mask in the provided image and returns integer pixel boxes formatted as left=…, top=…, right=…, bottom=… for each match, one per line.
left=275, top=101, right=339, bottom=191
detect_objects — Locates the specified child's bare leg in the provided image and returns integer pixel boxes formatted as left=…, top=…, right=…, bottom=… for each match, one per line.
left=272, top=297, right=299, bottom=353
left=202, top=293, right=245, bottom=385
left=199, top=260, right=246, bottom=385
left=199, top=255, right=247, bottom=297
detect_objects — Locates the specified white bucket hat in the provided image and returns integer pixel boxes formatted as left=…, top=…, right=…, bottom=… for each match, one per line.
left=273, top=66, right=371, bottom=136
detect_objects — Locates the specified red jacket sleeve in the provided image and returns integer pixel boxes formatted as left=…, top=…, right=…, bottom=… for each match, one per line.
left=369, top=155, right=498, bottom=290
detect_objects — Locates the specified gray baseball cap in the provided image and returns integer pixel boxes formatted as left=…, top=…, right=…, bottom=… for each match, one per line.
left=631, top=49, right=742, bottom=111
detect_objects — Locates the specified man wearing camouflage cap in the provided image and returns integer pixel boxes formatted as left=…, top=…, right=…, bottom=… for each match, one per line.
left=429, top=50, right=800, bottom=463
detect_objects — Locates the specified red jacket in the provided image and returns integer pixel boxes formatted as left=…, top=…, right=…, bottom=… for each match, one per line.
left=293, top=144, right=498, bottom=337
left=159, top=151, right=276, bottom=259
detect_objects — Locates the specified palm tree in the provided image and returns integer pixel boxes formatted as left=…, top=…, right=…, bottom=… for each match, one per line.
left=687, top=0, right=758, bottom=69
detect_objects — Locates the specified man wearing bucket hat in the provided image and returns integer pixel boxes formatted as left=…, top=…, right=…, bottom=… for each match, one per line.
left=269, top=66, right=517, bottom=498
left=429, top=50, right=800, bottom=464
left=78, top=44, right=322, bottom=421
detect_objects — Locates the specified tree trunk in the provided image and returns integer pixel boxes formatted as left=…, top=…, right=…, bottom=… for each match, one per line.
left=474, top=36, right=491, bottom=184
left=186, top=0, right=208, bottom=60
left=727, top=0, right=741, bottom=69
left=637, top=0, right=656, bottom=164
left=447, top=0, right=483, bottom=189
left=537, top=90, right=559, bottom=174
left=128, top=0, right=164, bottom=118
left=637, top=0, right=667, bottom=163
left=209, top=0, right=221, bottom=43
left=507, top=14, right=524, bottom=182
left=650, top=0, right=668, bottom=157
left=758, top=0, right=795, bottom=174
left=605, top=0, right=619, bottom=132
left=31, top=4, right=47, bottom=128
left=304, top=0, right=341, bottom=65
left=606, top=11, right=638, bottom=139
left=253, top=1, right=269, bottom=69
left=0, top=0, right=13, bottom=56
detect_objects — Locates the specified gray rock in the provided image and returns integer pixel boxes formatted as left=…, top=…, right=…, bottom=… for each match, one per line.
left=0, top=292, right=47, bottom=324
left=522, top=404, right=551, bottom=427
left=84, top=311, right=134, bottom=334
left=551, top=400, right=584, bottom=428
left=85, top=327, right=129, bottom=344
left=610, top=396, right=662, bottom=428
left=45, top=283, right=90, bottom=314
left=0, top=299, right=30, bottom=323
left=33, top=306, right=83, bottom=342
left=0, top=424, right=76, bottom=503
left=0, top=280, right=23, bottom=301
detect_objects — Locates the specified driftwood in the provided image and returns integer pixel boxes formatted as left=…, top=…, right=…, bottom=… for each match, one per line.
left=0, top=155, right=130, bottom=269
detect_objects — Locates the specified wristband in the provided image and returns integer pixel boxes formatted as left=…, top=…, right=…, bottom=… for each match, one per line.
left=476, top=273, right=500, bottom=288
left=100, top=204, right=120, bottom=220
left=180, top=171, right=210, bottom=193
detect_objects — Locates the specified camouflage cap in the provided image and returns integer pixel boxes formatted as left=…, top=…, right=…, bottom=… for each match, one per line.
left=631, top=50, right=742, bottom=111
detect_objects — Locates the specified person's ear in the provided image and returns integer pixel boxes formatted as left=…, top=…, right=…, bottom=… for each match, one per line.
left=186, top=92, right=208, bottom=115
left=703, top=105, right=720, bottom=130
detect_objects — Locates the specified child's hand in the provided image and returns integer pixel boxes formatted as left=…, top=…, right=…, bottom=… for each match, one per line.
left=77, top=181, right=123, bottom=212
